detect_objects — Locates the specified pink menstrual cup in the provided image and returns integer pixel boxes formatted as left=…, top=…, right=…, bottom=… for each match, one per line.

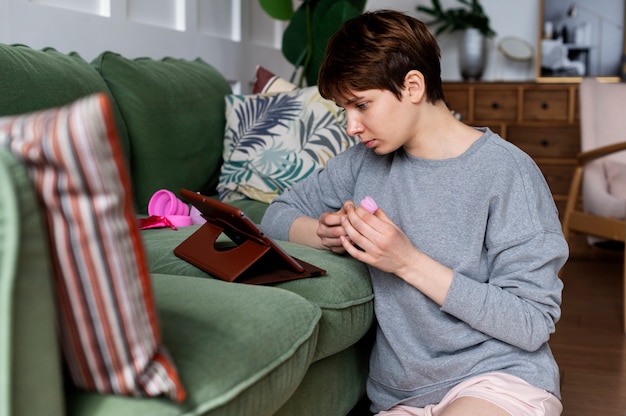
left=148, top=189, right=189, bottom=216
left=189, top=205, right=206, bottom=225
left=359, top=196, right=378, bottom=214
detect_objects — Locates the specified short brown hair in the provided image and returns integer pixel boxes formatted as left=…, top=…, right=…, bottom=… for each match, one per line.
left=318, top=10, right=444, bottom=104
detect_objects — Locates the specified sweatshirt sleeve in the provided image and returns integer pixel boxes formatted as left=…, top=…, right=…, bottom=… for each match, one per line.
left=441, top=147, right=568, bottom=352
left=261, top=144, right=366, bottom=240
left=442, top=230, right=567, bottom=352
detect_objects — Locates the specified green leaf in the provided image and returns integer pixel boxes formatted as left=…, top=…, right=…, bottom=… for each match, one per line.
left=306, top=0, right=364, bottom=85
left=259, top=0, right=293, bottom=21
left=416, top=0, right=496, bottom=38
left=282, top=0, right=365, bottom=86
left=282, top=4, right=310, bottom=69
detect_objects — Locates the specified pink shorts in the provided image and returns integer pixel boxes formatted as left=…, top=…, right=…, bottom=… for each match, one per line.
left=375, top=372, right=562, bottom=416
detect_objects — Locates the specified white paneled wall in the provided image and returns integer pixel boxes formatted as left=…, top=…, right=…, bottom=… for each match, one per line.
left=0, top=0, right=543, bottom=86
left=126, top=0, right=186, bottom=31
left=197, top=0, right=241, bottom=41
left=30, top=0, right=110, bottom=16
left=0, top=0, right=293, bottom=92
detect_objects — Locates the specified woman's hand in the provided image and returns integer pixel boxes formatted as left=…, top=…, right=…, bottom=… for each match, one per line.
left=316, top=205, right=350, bottom=254
left=339, top=201, right=453, bottom=305
left=339, top=202, right=418, bottom=275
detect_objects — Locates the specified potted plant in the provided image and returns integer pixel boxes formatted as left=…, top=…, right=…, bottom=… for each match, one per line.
left=417, top=0, right=496, bottom=38
left=417, top=0, right=496, bottom=80
left=259, top=0, right=366, bottom=87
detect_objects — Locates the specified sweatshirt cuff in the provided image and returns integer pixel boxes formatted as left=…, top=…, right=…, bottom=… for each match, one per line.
left=441, top=271, right=489, bottom=326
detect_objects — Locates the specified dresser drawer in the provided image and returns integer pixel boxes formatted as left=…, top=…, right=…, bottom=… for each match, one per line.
left=507, top=126, right=580, bottom=158
left=523, top=89, right=569, bottom=121
left=536, top=163, right=576, bottom=195
left=443, top=89, right=469, bottom=121
left=475, top=88, right=518, bottom=120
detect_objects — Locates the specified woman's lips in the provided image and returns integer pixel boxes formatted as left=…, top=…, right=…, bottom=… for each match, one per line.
left=364, top=139, right=375, bottom=149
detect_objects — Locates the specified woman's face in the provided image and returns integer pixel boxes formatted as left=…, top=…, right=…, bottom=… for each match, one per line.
left=336, top=87, right=418, bottom=155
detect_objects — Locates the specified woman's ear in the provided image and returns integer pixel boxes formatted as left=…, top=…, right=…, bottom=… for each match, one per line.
left=404, top=70, right=426, bottom=103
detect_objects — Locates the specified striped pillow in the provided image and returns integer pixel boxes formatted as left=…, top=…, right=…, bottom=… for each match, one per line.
left=0, top=93, right=186, bottom=401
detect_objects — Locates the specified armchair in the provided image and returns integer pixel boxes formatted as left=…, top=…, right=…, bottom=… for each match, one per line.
left=561, top=78, right=626, bottom=332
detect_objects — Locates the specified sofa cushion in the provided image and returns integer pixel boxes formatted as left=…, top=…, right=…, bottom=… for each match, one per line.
left=67, top=273, right=321, bottom=416
left=92, top=52, right=232, bottom=214
left=0, top=43, right=130, bottom=160
left=141, top=226, right=374, bottom=361
left=274, top=341, right=371, bottom=416
left=0, top=94, right=185, bottom=400
left=218, top=86, right=358, bottom=204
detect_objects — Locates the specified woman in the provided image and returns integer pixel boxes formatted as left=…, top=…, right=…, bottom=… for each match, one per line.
left=261, top=10, right=567, bottom=416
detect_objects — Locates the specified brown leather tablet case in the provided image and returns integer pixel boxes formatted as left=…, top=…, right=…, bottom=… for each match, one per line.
left=173, top=189, right=326, bottom=285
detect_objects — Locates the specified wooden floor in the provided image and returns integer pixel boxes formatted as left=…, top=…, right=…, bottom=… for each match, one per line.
left=551, top=238, right=626, bottom=415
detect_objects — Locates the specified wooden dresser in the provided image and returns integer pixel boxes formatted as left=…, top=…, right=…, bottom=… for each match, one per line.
left=442, top=82, right=580, bottom=215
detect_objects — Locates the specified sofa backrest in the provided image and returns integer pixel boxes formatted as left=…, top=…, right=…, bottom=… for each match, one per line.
left=0, top=44, right=233, bottom=214
left=92, top=52, right=232, bottom=214
left=0, top=43, right=131, bottom=162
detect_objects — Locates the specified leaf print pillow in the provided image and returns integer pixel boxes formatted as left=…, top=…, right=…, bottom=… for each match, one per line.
left=217, top=86, right=359, bottom=204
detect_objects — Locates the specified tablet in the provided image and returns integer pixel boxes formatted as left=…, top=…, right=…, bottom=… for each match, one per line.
left=174, top=189, right=326, bottom=284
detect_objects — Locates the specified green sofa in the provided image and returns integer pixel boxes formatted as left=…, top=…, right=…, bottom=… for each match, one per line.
left=0, top=44, right=374, bottom=416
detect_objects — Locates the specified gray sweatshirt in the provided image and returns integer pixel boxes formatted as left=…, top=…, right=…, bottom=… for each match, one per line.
left=261, top=129, right=568, bottom=412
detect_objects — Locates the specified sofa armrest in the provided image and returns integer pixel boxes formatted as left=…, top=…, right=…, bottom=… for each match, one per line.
left=0, top=148, right=65, bottom=416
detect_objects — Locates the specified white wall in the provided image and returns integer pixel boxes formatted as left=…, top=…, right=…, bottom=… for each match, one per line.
left=0, top=0, right=543, bottom=89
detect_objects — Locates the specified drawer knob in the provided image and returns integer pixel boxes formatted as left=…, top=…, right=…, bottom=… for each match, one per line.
left=541, top=102, right=549, bottom=110
left=491, top=102, right=500, bottom=109
left=540, top=139, right=550, bottom=147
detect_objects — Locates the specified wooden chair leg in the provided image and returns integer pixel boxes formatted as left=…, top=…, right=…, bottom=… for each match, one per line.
left=622, top=244, right=626, bottom=335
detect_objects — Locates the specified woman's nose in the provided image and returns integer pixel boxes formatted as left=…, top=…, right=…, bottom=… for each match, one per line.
left=345, top=116, right=363, bottom=137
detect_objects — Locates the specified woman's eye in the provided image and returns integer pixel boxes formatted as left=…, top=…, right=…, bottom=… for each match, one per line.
left=356, top=102, right=368, bottom=110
